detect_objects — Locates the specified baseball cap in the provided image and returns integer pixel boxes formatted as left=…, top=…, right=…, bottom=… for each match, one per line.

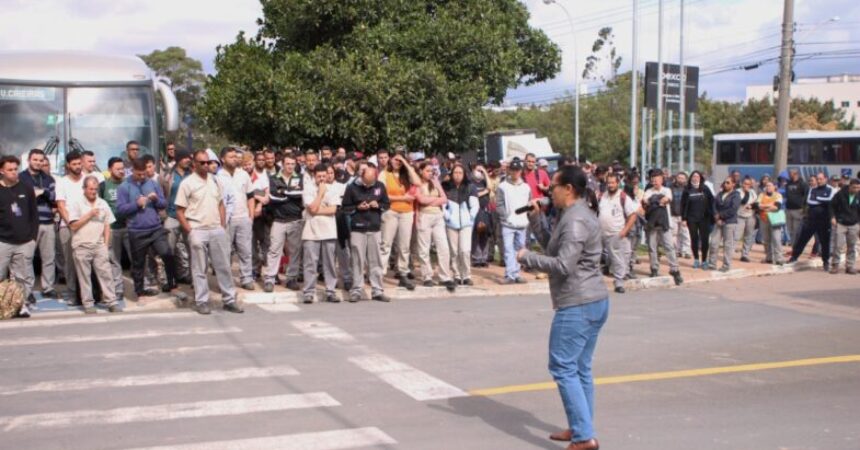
left=205, top=148, right=220, bottom=165
left=538, top=158, right=548, bottom=167
left=509, top=157, right=524, bottom=171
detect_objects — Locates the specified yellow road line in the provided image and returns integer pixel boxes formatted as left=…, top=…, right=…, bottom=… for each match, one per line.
left=468, top=354, right=860, bottom=397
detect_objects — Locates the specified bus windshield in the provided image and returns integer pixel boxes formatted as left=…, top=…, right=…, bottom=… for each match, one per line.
left=0, top=84, right=153, bottom=173
left=0, top=85, right=65, bottom=164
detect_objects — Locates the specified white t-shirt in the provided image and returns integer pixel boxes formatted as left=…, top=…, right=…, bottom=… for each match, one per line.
left=643, top=185, right=674, bottom=226
left=55, top=175, right=86, bottom=227
left=83, top=170, right=106, bottom=184
left=302, top=182, right=341, bottom=241
left=598, top=191, right=639, bottom=237
left=252, top=170, right=269, bottom=193
left=68, top=197, right=115, bottom=248
left=218, top=168, right=253, bottom=219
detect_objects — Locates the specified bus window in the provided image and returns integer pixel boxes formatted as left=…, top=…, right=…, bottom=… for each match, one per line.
left=822, top=140, right=839, bottom=163
left=753, top=141, right=774, bottom=164
left=788, top=140, right=814, bottom=164
left=718, top=142, right=736, bottom=164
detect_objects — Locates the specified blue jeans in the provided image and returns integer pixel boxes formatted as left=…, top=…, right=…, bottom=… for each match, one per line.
left=549, top=299, right=609, bottom=442
left=502, top=226, right=526, bottom=280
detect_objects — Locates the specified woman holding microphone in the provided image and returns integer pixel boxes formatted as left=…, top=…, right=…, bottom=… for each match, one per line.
left=517, top=165, right=608, bottom=450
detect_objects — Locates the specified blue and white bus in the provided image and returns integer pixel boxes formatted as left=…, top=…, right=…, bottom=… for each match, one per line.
left=712, top=131, right=860, bottom=181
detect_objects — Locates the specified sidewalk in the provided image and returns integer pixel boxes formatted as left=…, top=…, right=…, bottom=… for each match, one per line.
left=25, top=243, right=834, bottom=316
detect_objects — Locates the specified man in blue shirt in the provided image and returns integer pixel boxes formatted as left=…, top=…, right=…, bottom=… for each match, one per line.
left=116, top=158, right=177, bottom=298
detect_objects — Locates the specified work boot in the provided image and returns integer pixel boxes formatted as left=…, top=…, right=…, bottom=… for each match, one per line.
left=670, top=270, right=684, bottom=286
left=397, top=274, right=415, bottom=291
left=196, top=303, right=211, bottom=315
left=372, top=293, right=391, bottom=303
left=263, top=282, right=274, bottom=293
left=223, top=302, right=244, bottom=313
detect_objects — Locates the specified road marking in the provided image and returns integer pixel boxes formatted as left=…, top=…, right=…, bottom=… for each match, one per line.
left=0, top=312, right=190, bottom=329
left=257, top=303, right=301, bottom=312
left=0, top=327, right=242, bottom=347
left=468, top=354, right=860, bottom=396
left=0, top=365, right=299, bottom=396
left=101, top=344, right=262, bottom=360
left=0, top=392, right=340, bottom=432
left=127, top=427, right=396, bottom=450
left=349, top=354, right=468, bottom=401
left=291, top=321, right=356, bottom=343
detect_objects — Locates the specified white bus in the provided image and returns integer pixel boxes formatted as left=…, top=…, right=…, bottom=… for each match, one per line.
left=712, top=131, right=860, bottom=181
left=0, top=50, right=179, bottom=172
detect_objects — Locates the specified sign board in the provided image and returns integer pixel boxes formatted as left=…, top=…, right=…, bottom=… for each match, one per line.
left=645, top=62, right=699, bottom=113
left=0, top=86, right=57, bottom=102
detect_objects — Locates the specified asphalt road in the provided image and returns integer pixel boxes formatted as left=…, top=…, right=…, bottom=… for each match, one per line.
left=1, top=271, right=859, bottom=450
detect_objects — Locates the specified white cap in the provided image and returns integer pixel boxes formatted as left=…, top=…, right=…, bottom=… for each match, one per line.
left=205, top=148, right=220, bottom=164
left=538, top=158, right=548, bottom=167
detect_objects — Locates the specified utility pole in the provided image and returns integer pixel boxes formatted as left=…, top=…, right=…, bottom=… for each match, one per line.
left=629, top=0, right=639, bottom=169
left=774, top=0, right=795, bottom=175
left=656, top=0, right=664, bottom=168
left=678, top=0, right=686, bottom=172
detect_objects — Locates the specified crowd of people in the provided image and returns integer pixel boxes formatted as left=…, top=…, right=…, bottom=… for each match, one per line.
left=1, top=140, right=859, bottom=318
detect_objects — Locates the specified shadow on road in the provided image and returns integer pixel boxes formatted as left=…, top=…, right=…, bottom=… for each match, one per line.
left=429, top=395, right=561, bottom=450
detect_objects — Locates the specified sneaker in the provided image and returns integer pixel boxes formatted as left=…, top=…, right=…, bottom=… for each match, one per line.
left=241, top=282, right=255, bottom=291
left=650, top=269, right=659, bottom=278
left=462, top=278, right=474, bottom=286
left=740, top=256, right=751, bottom=263
left=42, top=289, right=57, bottom=299
left=670, top=270, right=684, bottom=286
left=847, top=268, right=857, bottom=275
left=17, top=304, right=31, bottom=318
left=702, top=263, right=711, bottom=271
left=625, top=272, right=638, bottom=280
left=84, top=306, right=97, bottom=314
left=406, top=272, right=415, bottom=280
left=397, top=276, right=416, bottom=291
left=823, top=263, right=831, bottom=272
left=161, top=283, right=177, bottom=293
left=223, top=302, right=244, bottom=313
left=719, top=266, right=730, bottom=273
left=302, top=296, right=314, bottom=304
left=372, top=293, right=391, bottom=303
left=108, top=304, right=123, bottom=313
left=444, top=280, right=456, bottom=292
left=196, top=303, right=211, bottom=315
left=829, top=265, right=839, bottom=274
left=501, top=278, right=516, bottom=285
left=614, top=286, right=626, bottom=294
left=453, top=278, right=462, bottom=286
left=138, top=288, right=160, bottom=298
left=326, top=293, right=340, bottom=303
left=26, top=293, right=36, bottom=305
left=343, top=281, right=353, bottom=291
left=423, top=280, right=435, bottom=287
left=692, top=260, right=700, bottom=269
left=263, top=282, right=274, bottom=293
left=514, top=277, right=527, bottom=284
left=348, top=292, right=362, bottom=303
left=286, top=279, right=300, bottom=291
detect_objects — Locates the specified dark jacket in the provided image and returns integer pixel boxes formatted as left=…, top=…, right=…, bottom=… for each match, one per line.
left=19, top=169, right=56, bottom=225
left=805, top=184, right=835, bottom=222
left=670, top=184, right=685, bottom=216
left=645, top=195, right=671, bottom=231
left=713, top=190, right=741, bottom=224
left=784, top=178, right=808, bottom=210
left=0, top=181, right=39, bottom=244
left=681, top=186, right=714, bottom=223
left=341, top=179, right=390, bottom=233
left=829, top=188, right=860, bottom=226
left=266, top=171, right=304, bottom=223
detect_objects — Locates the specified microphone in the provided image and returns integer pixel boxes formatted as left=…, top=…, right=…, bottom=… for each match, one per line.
left=514, top=197, right=550, bottom=215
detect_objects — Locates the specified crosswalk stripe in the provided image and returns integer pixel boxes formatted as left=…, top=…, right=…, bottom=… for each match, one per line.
left=126, top=426, right=397, bottom=450
left=256, top=303, right=301, bottom=312
left=0, top=365, right=300, bottom=396
left=0, top=392, right=340, bottom=432
left=292, top=321, right=356, bottom=343
left=0, top=312, right=191, bottom=329
left=101, top=344, right=261, bottom=360
left=0, top=327, right=242, bottom=347
left=349, top=354, right=468, bottom=401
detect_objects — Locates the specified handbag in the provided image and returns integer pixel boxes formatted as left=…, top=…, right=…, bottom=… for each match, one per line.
left=766, top=209, right=786, bottom=227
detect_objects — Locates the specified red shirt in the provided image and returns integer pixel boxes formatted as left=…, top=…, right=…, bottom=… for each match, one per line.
left=523, top=168, right=550, bottom=199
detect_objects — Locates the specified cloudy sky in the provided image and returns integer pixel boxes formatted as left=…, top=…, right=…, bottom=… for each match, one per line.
left=1, top=0, right=857, bottom=104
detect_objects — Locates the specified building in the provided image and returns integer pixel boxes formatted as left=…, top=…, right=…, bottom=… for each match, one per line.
left=745, top=74, right=860, bottom=128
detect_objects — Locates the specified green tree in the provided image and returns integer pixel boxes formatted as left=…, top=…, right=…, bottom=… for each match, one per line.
left=139, top=47, right=229, bottom=151
left=201, top=0, right=561, bottom=150
left=582, top=27, right=622, bottom=83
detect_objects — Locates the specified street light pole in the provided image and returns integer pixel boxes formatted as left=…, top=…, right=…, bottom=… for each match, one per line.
left=656, top=0, right=664, bottom=168
left=630, top=0, right=639, bottom=169
left=544, top=0, right=580, bottom=162
left=678, top=0, right=686, bottom=173
left=774, top=0, right=794, bottom=176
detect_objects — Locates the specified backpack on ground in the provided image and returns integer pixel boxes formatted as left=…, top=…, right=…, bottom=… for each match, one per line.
left=0, top=279, right=26, bottom=320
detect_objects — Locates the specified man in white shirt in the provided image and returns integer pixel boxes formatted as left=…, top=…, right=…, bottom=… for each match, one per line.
left=175, top=150, right=243, bottom=315
left=598, top=173, right=640, bottom=293
left=68, top=176, right=121, bottom=314
left=327, top=164, right=353, bottom=291
left=218, top=147, right=256, bottom=290
left=642, top=169, right=683, bottom=285
left=301, top=164, right=340, bottom=304
left=81, top=151, right=105, bottom=184
left=251, top=150, right=271, bottom=280
left=55, top=151, right=87, bottom=302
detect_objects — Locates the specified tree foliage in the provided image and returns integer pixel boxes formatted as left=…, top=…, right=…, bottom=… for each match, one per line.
left=200, top=0, right=561, bottom=150
left=582, top=27, right=621, bottom=83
